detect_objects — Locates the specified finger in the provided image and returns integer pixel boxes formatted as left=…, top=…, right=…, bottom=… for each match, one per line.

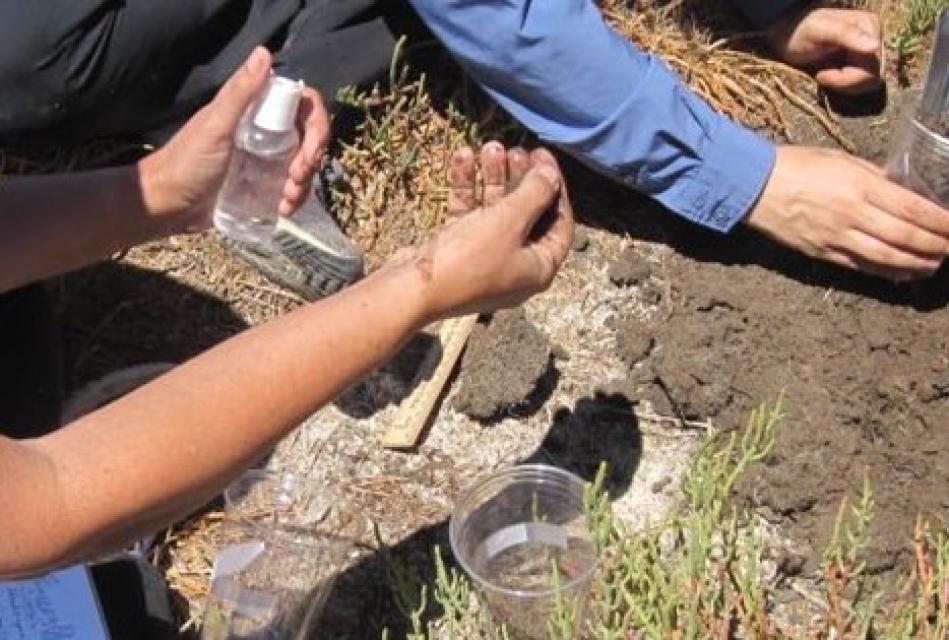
left=480, top=141, right=508, bottom=205
left=290, top=87, right=330, bottom=184
left=507, top=147, right=530, bottom=190
left=279, top=178, right=310, bottom=216
left=814, top=66, right=881, bottom=95
left=513, top=244, right=560, bottom=292
left=530, top=147, right=576, bottom=229
left=495, top=164, right=561, bottom=239
left=207, top=47, right=272, bottom=135
left=814, top=9, right=881, bottom=54
left=832, top=249, right=937, bottom=282
left=867, top=178, right=949, bottom=239
left=824, top=250, right=908, bottom=282
left=447, top=147, right=477, bottom=216
left=844, top=11, right=883, bottom=48
left=852, top=205, right=949, bottom=256
left=529, top=147, right=559, bottom=170
left=529, top=208, right=574, bottom=275
left=843, top=230, right=944, bottom=275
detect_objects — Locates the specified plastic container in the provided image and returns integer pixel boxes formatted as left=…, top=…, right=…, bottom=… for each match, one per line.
left=201, top=470, right=350, bottom=640
left=200, top=524, right=349, bottom=640
left=915, top=9, right=949, bottom=133
left=449, top=465, right=598, bottom=640
left=886, top=118, right=949, bottom=208
left=214, top=76, right=303, bottom=243
left=886, top=9, right=949, bottom=208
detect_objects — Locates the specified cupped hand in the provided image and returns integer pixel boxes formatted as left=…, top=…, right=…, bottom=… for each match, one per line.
left=388, top=141, right=575, bottom=321
left=768, top=7, right=882, bottom=96
left=746, top=146, right=949, bottom=281
left=139, top=47, right=329, bottom=233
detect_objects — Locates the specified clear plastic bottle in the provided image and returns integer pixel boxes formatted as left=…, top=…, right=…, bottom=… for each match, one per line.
left=213, top=76, right=303, bottom=243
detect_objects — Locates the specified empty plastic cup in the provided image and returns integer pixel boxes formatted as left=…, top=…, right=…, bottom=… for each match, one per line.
left=886, top=9, right=949, bottom=208
left=915, top=9, right=948, bottom=132
left=224, top=469, right=338, bottom=531
left=449, top=465, right=598, bottom=639
left=887, top=118, right=949, bottom=208
left=202, top=469, right=350, bottom=639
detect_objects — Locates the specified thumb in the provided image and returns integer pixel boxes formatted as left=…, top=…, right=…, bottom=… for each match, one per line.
left=495, top=164, right=561, bottom=238
left=208, top=47, right=272, bottom=133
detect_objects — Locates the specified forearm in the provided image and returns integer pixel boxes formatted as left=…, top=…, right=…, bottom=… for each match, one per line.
left=0, top=263, right=429, bottom=576
left=0, top=162, right=171, bottom=293
left=409, top=0, right=775, bottom=232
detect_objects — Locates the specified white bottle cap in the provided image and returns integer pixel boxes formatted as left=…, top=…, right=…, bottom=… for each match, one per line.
left=253, top=76, right=304, bottom=132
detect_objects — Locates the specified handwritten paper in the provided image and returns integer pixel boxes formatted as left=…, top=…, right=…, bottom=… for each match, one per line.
left=0, top=565, right=109, bottom=640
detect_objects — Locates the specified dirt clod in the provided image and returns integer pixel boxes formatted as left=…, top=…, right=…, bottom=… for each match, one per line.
left=608, top=248, right=652, bottom=287
left=453, top=307, right=552, bottom=421
left=609, top=314, right=654, bottom=366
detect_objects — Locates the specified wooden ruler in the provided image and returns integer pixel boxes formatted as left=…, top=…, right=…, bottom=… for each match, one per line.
left=381, top=314, right=479, bottom=449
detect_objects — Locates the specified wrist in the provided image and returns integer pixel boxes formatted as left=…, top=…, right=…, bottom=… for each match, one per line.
left=137, top=151, right=202, bottom=236
left=369, top=257, right=437, bottom=330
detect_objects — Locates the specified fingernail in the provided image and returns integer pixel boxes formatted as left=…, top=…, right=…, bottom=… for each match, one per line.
left=245, top=47, right=267, bottom=74
left=536, top=164, right=560, bottom=188
left=484, top=141, right=504, bottom=154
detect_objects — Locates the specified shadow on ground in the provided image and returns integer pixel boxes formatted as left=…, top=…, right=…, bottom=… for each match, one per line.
left=561, top=154, right=949, bottom=312
left=55, top=260, right=250, bottom=393
left=313, top=391, right=642, bottom=638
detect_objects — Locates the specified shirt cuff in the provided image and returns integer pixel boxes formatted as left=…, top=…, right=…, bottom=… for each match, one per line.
left=553, top=58, right=776, bottom=233
left=658, top=112, right=776, bottom=232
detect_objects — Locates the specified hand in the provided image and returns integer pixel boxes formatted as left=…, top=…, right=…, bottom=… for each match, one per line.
left=387, top=141, right=575, bottom=321
left=746, top=146, right=949, bottom=281
left=768, top=7, right=882, bottom=96
left=139, top=47, right=329, bottom=233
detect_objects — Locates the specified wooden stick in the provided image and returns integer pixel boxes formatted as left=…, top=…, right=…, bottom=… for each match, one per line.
left=381, top=314, right=479, bottom=449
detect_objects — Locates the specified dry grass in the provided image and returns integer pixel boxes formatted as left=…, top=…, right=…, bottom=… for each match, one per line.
left=327, top=40, right=524, bottom=269
left=599, top=0, right=856, bottom=151
left=329, top=67, right=473, bottom=269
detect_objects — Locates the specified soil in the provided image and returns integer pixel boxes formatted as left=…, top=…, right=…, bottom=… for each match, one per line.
left=630, top=256, right=949, bottom=575
left=608, top=247, right=653, bottom=287
left=453, top=307, right=553, bottom=421
left=579, top=82, right=949, bottom=580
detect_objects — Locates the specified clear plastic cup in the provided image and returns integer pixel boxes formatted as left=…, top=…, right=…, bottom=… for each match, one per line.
left=201, top=470, right=350, bottom=640
left=223, top=469, right=338, bottom=530
left=886, top=118, right=949, bottom=208
left=887, top=9, right=949, bottom=208
left=449, top=465, right=598, bottom=640
left=915, top=9, right=948, bottom=131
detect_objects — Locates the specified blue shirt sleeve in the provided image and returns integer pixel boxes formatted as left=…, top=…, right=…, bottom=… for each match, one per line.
left=407, top=0, right=776, bottom=232
left=729, top=0, right=799, bottom=28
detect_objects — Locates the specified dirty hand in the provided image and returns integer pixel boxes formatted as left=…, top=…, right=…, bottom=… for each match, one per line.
left=140, top=47, right=329, bottom=233
left=746, top=146, right=949, bottom=281
left=768, top=7, right=882, bottom=96
left=388, top=142, right=575, bottom=321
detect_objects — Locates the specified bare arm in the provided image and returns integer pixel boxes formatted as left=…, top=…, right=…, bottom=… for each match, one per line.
left=0, top=47, right=328, bottom=295
left=0, top=262, right=427, bottom=574
left=0, top=165, right=170, bottom=293
left=0, top=144, right=573, bottom=577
